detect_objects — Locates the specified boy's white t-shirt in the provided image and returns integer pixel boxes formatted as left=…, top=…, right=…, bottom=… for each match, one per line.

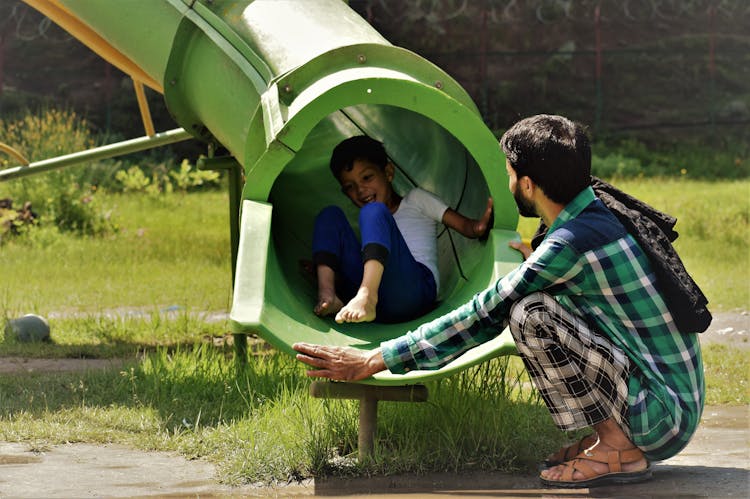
left=392, top=188, right=449, bottom=291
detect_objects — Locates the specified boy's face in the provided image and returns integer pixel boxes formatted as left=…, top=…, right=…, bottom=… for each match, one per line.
left=339, top=159, right=398, bottom=211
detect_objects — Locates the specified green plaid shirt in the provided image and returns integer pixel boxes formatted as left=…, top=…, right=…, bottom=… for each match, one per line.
left=382, top=187, right=704, bottom=461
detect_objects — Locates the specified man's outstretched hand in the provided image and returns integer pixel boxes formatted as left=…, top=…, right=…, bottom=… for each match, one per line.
left=508, top=240, right=532, bottom=260
left=293, top=343, right=387, bottom=381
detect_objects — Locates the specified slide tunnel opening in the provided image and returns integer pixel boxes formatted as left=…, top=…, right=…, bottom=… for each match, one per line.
left=265, top=103, right=497, bottom=342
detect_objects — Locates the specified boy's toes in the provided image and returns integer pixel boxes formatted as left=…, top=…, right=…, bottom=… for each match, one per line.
left=316, top=296, right=344, bottom=317
left=335, top=308, right=349, bottom=323
left=314, top=302, right=328, bottom=316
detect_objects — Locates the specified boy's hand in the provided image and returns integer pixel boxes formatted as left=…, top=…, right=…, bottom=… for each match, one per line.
left=442, top=197, right=494, bottom=240
left=472, top=197, right=494, bottom=238
left=509, top=240, right=532, bottom=260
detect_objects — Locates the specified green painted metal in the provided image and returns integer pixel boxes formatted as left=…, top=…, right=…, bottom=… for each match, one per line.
left=34, top=0, right=523, bottom=384
left=196, top=156, right=243, bottom=284
left=0, top=128, right=193, bottom=181
left=57, top=0, right=185, bottom=83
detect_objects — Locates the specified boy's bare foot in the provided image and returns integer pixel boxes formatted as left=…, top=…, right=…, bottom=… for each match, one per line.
left=298, top=259, right=316, bottom=287
left=335, top=289, right=377, bottom=323
left=314, top=294, right=344, bottom=317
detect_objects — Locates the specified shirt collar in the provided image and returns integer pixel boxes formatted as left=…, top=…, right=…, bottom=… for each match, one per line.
left=547, top=186, right=596, bottom=234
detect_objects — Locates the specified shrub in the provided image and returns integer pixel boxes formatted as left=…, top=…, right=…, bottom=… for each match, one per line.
left=0, top=108, right=117, bottom=237
left=115, top=159, right=219, bottom=195
left=115, top=166, right=152, bottom=193
left=169, top=158, right=220, bottom=192
left=591, top=152, right=646, bottom=178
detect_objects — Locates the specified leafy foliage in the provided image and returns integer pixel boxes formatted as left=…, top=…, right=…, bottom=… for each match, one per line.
left=0, top=108, right=117, bottom=237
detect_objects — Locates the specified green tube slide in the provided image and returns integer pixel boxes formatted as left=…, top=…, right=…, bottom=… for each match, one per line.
left=52, top=0, right=522, bottom=385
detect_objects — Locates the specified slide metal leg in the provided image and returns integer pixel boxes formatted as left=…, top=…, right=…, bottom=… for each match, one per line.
left=310, top=381, right=428, bottom=461
left=197, top=155, right=246, bottom=365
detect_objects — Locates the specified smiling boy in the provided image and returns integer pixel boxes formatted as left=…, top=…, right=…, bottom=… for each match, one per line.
left=311, top=135, right=492, bottom=324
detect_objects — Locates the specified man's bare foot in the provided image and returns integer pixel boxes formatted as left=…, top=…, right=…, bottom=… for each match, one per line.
left=314, top=293, right=344, bottom=317
left=335, top=289, right=377, bottom=323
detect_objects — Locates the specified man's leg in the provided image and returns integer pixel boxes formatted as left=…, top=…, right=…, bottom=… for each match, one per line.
left=509, top=293, right=649, bottom=486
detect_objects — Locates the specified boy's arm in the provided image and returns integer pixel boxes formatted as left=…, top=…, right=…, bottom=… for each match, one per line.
left=442, top=197, right=493, bottom=238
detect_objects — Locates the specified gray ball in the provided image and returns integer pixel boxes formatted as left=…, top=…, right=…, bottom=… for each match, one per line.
left=4, top=314, right=51, bottom=343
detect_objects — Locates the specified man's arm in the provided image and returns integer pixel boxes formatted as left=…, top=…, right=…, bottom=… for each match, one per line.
left=442, top=197, right=493, bottom=238
left=293, top=343, right=386, bottom=381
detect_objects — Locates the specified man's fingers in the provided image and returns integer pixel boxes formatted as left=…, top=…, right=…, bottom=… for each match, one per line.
left=295, top=353, right=328, bottom=368
left=293, top=342, right=326, bottom=357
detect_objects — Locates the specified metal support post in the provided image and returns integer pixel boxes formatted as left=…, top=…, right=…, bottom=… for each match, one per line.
left=197, top=155, right=246, bottom=363
left=310, top=381, right=429, bottom=461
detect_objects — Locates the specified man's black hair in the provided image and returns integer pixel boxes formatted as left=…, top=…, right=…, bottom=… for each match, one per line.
left=500, top=114, right=591, bottom=205
left=330, top=136, right=388, bottom=180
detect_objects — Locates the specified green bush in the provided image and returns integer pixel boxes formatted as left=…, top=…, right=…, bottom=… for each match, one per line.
left=591, top=137, right=749, bottom=179
left=115, top=159, right=220, bottom=195
left=115, top=166, right=151, bottom=193
left=591, top=152, right=645, bottom=178
left=0, top=108, right=117, bottom=237
left=169, top=159, right=220, bottom=192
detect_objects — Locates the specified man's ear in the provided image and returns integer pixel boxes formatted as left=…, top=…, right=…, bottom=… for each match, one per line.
left=385, top=162, right=395, bottom=181
left=520, top=175, right=535, bottom=195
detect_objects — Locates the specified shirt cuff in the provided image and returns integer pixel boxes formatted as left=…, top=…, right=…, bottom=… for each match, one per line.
left=380, top=335, right=420, bottom=374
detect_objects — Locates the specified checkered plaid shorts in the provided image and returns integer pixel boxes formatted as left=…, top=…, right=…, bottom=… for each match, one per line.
left=509, top=292, right=631, bottom=435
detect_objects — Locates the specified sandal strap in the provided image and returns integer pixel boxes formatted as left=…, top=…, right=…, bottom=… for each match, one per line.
left=577, top=446, right=645, bottom=470
left=556, top=446, right=645, bottom=483
left=549, top=436, right=591, bottom=463
left=559, top=457, right=598, bottom=482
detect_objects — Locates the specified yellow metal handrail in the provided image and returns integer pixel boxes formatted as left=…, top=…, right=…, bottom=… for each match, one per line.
left=133, top=79, right=156, bottom=137
left=0, top=143, right=30, bottom=167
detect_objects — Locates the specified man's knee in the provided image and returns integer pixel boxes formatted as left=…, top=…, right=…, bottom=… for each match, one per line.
left=508, top=292, right=555, bottom=342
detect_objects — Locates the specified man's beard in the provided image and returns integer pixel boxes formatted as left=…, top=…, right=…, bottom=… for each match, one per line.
left=513, top=187, right=538, bottom=218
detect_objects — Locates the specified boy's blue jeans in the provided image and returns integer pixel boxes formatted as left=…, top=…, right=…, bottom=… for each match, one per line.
left=312, top=202, right=437, bottom=323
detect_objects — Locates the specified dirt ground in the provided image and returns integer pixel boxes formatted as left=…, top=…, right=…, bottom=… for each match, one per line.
left=0, top=311, right=747, bottom=498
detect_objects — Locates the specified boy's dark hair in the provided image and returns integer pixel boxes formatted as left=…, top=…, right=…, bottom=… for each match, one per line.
left=330, top=136, right=388, bottom=180
left=500, top=114, right=591, bottom=205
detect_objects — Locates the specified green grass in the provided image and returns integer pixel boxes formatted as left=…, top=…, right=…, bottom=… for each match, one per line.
left=0, top=181, right=748, bottom=484
left=702, top=344, right=750, bottom=405
left=0, top=192, right=234, bottom=316
left=0, top=345, right=558, bottom=484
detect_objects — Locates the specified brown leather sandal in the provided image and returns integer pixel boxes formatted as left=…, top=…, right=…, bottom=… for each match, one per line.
left=540, top=446, right=652, bottom=488
left=542, top=434, right=596, bottom=468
